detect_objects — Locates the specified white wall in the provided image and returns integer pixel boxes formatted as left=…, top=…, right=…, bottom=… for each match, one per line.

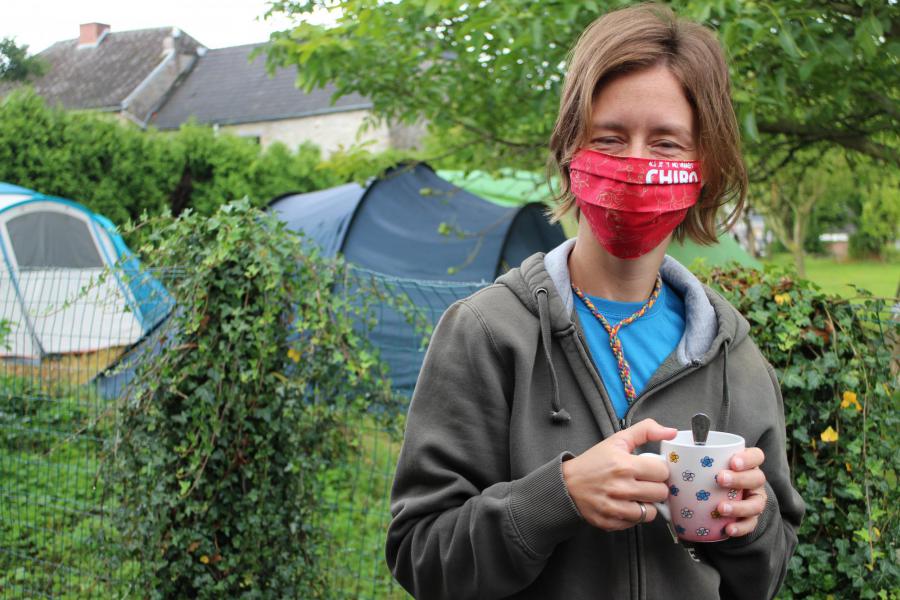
left=221, top=109, right=392, bottom=155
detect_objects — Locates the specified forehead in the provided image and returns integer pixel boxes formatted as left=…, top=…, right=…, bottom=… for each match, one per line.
left=591, top=65, right=695, bottom=134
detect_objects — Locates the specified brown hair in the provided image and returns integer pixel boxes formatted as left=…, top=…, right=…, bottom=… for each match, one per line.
left=546, top=3, right=747, bottom=245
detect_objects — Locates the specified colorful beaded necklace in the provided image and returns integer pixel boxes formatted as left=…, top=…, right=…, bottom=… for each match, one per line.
left=571, top=274, right=662, bottom=403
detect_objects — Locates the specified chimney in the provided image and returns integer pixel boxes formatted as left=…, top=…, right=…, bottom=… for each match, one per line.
left=78, top=23, right=110, bottom=47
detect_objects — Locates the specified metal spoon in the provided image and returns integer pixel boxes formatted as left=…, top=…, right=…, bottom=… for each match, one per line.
left=691, top=413, right=711, bottom=446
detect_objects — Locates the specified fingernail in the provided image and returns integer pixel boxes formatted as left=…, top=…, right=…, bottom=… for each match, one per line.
left=720, top=472, right=732, bottom=485
left=721, top=503, right=732, bottom=515
left=727, top=525, right=737, bottom=536
left=733, top=457, right=744, bottom=470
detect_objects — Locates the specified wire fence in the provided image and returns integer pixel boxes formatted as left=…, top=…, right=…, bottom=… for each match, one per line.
left=0, top=264, right=488, bottom=599
left=0, top=265, right=174, bottom=598
left=313, top=266, right=489, bottom=599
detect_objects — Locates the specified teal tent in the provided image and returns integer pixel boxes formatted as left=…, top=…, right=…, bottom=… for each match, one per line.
left=0, top=182, right=173, bottom=360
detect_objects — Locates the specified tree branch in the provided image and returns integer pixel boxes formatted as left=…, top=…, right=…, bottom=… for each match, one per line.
left=866, top=93, right=900, bottom=122
left=451, top=117, right=545, bottom=151
left=757, top=119, right=900, bottom=166
left=748, top=142, right=807, bottom=183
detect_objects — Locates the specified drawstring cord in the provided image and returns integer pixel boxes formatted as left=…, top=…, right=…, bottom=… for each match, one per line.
left=535, top=288, right=570, bottom=424
left=717, top=338, right=731, bottom=431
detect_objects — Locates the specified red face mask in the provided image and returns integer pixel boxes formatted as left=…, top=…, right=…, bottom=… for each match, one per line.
left=569, top=149, right=703, bottom=259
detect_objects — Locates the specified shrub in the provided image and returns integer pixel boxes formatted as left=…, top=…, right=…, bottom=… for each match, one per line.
left=700, top=264, right=899, bottom=599
left=106, top=200, right=405, bottom=597
left=0, top=90, right=340, bottom=222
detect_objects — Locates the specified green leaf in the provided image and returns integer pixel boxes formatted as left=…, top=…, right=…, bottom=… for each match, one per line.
left=531, top=20, right=543, bottom=48
left=777, top=27, right=801, bottom=59
left=424, top=0, right=441, bottom=18
left=798, top=60, right=815, bottom=82
left=742, top=109, right=759, bottom=142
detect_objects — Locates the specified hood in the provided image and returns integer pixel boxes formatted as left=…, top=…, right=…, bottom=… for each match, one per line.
left=495, top=237, right=752, bottom=426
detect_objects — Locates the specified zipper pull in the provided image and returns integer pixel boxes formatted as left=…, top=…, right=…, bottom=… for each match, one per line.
left=619, top=418, right=626, bottom=431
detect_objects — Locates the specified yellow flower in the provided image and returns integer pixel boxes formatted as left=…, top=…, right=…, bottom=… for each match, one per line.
left=200, top=555, right=210, bottom=564
left=845, top=462, right=852, bottom=473
left=841, top=391, right=862, bottom=412
left=669, top=452, right=679, bottom=463
left=774, top=293, right=792, bottom=306
left=287, top=348, right=301, bottom=363
left=820, top=426, right=839, bottom=443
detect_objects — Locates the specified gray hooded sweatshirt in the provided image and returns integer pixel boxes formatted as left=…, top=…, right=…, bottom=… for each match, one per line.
left=386, top=239, right=805, bottom=600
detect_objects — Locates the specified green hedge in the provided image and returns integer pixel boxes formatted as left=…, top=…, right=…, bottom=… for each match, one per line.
left=0, top=89, right=340, bottom=223
left=701, top=265, right=898, bottom=599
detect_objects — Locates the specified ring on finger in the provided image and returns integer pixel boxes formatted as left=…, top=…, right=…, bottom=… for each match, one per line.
left=635, top=501, right=647, bottom=524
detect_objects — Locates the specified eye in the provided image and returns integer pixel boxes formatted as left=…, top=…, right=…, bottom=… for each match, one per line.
left=590, top=137, right=622, bottom=145
left=655, top=140, right=681, bottom=149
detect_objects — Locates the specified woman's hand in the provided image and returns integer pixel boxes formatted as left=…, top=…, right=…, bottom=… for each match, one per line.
left=562, top=419, right=677, bottom=531
left=716, top=447, right=768, bottom=538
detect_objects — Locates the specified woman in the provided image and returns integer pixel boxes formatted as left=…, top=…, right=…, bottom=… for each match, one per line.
left=385, top=4, right=804, bottom=599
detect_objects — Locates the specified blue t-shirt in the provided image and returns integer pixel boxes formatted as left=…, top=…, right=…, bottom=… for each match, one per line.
left=574, top=281, right=686, bottom=420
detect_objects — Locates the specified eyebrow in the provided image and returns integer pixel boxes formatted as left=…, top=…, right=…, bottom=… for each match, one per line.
left=591, top=120, right=693, bottom=140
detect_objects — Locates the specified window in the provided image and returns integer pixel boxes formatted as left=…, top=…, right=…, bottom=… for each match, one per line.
left=7, top=212, right=104, bottom=269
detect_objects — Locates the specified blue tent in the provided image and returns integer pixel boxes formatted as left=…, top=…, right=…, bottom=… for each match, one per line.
left=269, top=162, right=566, bottom=281
left=0, top=182, right=173, bottom=361
left=269, top=162, right=567, bottom=393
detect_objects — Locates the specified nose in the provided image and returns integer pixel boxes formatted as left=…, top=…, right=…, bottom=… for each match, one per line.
left=624, top=139, right=654, bottom=160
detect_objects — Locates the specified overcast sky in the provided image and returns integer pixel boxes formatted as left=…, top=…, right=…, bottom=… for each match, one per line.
left=1, top=0, right=333, bottom=53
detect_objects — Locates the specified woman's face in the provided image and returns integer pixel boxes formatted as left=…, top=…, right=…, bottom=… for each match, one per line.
left=587, top=64, right=698, bottom=161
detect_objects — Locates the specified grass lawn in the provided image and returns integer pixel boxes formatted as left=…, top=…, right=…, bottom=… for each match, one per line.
left=765, top=253, right=899, bottom=299
left=0, top=378, right=136, bottom=598
left=316, top=418, right=409, bottom=599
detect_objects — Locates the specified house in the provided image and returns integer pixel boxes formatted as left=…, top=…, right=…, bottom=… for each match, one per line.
left=3, top=23, right=424, bottom=155
left=150, top=42, right=423, bottom=153
left=0, top=23, right=204, bottom=126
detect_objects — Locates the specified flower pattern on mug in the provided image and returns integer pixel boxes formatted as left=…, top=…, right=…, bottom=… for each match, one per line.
left=682, top=471, right=695, bottom=482
left=696, top=527, right=710, bottom=537
left=700, top=456, right=714, bottom=468
left=675, top=524, right=686, bottom=535
left=711, top=509, right=722, bottom=519
left=728, top=489, right=739, bottom=500
left=680, top=508, right=694, bottom=519
left=669, top=452, right=679, bottom=463
left=696, top=489, right=711, bottom=501
left=669, top=485, right=679, bottom=496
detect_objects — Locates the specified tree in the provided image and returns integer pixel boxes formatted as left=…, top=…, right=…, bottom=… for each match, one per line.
left=849, top=166, right=900, bottom=260
left=263, top=0, right=899, bottom=176
left=0, top=37, right=47, bottom=83
left=751, top=148, right=857, bottom=276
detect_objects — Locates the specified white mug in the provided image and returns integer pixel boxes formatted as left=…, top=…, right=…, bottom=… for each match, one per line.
left=640, top=430, right=745, bottom=543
